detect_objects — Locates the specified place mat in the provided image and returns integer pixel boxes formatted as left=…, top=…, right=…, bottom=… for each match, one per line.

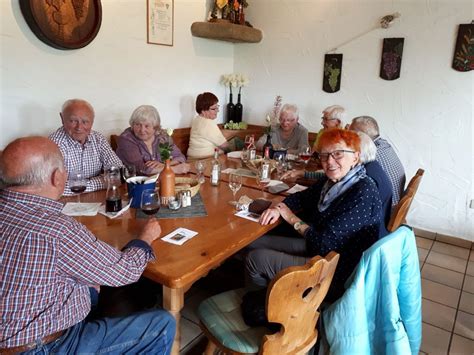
left=136, top=192, right=208, bottom=219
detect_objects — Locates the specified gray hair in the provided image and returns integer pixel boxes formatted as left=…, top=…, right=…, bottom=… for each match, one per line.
left=323, top=105, right=345, bottom=121
left=0, top=144, right=65, bottom=188
left=357, top=131, right=377, bottom=164
left=351, top=116, right=380, bottom=139
left=62, top=99, right=95, bottom=118
left=129, top=105, right=161, bottom=129
left=279, top=104, right=299, bottom=119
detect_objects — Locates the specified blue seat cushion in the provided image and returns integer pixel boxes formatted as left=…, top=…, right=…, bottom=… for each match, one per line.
left=198, top=288, right=271, bottom=353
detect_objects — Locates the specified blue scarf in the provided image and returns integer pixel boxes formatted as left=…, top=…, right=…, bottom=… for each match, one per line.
left=318, top=164, right=366, bottom=212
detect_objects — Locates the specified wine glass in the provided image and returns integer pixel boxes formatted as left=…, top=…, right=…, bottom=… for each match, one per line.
left=140, top=190, right=161, bottom=218
left=299, top=145, right=312, bottom=165
left=228, top=173, right=242, bottom=206
left=256, top=167, right=271, bottom=197
left=195, top=160, right=205, bottom=184
left=274, top=154, right=285, bottom=178
left=121, top=165, right=137, bottom=183
left=69, top=171, right=87, bottom=202
left=244, top=134, right=254, bottom=149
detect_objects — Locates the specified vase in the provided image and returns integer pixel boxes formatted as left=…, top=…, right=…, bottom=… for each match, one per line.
left=159, top=159, right=175, bottom=206
left=226, top=93, right=235, bottom=123
left=234, top=93, right=243, bottom=123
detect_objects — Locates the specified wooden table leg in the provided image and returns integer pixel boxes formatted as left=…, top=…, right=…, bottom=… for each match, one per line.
left=163, top=286, right=184, bottom=355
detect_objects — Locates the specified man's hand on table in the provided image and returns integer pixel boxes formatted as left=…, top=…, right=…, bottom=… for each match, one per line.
left=139, top=218, right=162, bottom=245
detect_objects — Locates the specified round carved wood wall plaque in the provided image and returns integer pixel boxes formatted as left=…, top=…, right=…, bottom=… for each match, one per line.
left=20, top=0, right=102, bottom=50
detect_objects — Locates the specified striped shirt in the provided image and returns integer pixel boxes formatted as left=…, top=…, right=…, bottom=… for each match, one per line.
left=0, top=189, right=153, bottom=348
left=374, top=136, right=406, bottom=206
left=49, top=127, right=123, bottom=195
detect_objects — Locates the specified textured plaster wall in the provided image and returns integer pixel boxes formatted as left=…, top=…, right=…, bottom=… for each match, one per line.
left=236, top=0, right=473, bottom=240
left=0, top=0, right=233, bottom=146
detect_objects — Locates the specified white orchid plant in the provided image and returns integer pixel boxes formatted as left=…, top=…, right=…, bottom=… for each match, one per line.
left=159, top=128, right=174, bottom=161
left=264, top=95, right=282, bottom=135
left=221, top=73, right=250, bottom=95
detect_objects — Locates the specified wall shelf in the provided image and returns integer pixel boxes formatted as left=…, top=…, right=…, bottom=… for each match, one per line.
left=191, top=21, right=262, bottom=43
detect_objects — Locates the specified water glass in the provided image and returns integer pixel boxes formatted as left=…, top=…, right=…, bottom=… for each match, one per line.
left=195, top=160, right=205, bottom=184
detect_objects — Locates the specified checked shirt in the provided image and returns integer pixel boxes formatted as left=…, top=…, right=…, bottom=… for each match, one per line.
left=49, top=127, right=123, bottom=195
left=0, top=190, right=153, bottom=348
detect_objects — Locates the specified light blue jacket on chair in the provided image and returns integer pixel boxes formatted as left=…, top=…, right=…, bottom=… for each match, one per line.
left=322, top=225, right=422, bottom=354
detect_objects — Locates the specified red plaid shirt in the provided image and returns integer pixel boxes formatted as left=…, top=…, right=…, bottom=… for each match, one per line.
left=49, top=127, right=123, bottom=196
left=0, top=190, right=154, bottom=347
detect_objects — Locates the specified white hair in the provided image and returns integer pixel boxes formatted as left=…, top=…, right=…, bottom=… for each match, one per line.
left=62, top=99, right=95, bottom=118
left=323, top=105, right=345, bottom=122
left=0, top=145, right=64, bottom=187
left=279, top=104, right=299, bottom=119
left=351, top=116, right=380, bottom=139
left=129, top=105, right=161, bottom=129
left=357, top=131, right=377, bottom=163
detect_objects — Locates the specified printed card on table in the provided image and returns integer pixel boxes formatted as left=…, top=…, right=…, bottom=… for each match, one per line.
left=235, top=210, right=261, bottom=223
left=162, top=228, right=198, bottom=246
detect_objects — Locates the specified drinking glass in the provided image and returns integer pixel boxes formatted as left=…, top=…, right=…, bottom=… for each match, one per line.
left=195, top=160, right=205, bottom=184
left=256, top=167, right=271, bottom=197
left=140, top=190, right=161, bottom=218
left=274, top=154, right=285, bottom=178
left=69, top=171, right=87, bottom=202
left=244, top=134, right=254, bottom=149
left=241, top=146, right=249, bottom=164
left=299, top=145, right=312, bottom=165
left=121, top=165, right=137, bottom=183
left=228, top=173, right=242, bottom=205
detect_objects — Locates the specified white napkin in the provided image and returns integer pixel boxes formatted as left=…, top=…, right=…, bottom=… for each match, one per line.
left=62, top=203, right=101, bottom=216
left=227, top=151, right=242, bottom=159
left=286, top=184, right=308, bottom=194
left=98, top=200, right=132, bottom=219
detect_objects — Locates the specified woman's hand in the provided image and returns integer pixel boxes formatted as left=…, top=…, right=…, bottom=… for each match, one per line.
left=172, top=163, right=191, bottom=174
left=145, top=160, right=164, bottom=171
left=259, top=207, right=281, bottom=225
left=275, top=202, right=294, bottom=224
left=281, top=169, right=304, bottom=181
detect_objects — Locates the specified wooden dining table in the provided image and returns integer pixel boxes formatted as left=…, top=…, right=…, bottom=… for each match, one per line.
left=63, top=178, right=284, bottom=354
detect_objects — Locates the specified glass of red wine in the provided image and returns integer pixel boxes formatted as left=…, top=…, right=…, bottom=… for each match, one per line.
left=69, top=171, right=87, bottom=202
left=140, top=190, right=161, bottom=218
left=299, top=145, right=312, bottom=165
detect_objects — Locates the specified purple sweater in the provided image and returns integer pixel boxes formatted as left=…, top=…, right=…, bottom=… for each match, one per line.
left=116, top=128, right=185, bottom=175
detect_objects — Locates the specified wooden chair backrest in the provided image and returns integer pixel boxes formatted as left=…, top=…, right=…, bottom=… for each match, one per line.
left=260, top=252, right=339, bottom=355
left=387, top=169, right=424, bottom=232
left=110, top=134, right=119, bottom=151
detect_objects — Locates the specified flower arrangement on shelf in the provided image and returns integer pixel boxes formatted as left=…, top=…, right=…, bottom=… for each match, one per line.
left=221, top=73, right=250, bottom=96
left=264, top=95, right=282, bottom=135
left=159, top=128, right=174, bottom=161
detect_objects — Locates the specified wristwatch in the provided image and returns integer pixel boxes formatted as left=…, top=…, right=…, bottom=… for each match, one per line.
left=293, top=220, right=307, bottom=231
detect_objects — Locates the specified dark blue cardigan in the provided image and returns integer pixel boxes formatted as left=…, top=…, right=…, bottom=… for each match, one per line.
left=283, top=176, right=383, bottom=300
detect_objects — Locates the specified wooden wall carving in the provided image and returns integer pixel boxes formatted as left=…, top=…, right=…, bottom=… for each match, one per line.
left=20, top=0, right=102, bottom=50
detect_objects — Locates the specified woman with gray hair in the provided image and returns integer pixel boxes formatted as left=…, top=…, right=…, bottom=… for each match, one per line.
left=313, top=105, right=345, bottom=150
left=117, top=105, right=189, bottom=175
left=256, top=103, right=309, bottom=154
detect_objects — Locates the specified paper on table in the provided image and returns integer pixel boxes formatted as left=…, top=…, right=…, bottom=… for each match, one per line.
left=162, top=227, right=198, bottom=245
left=266, top=180, right=282, bottom=187
left=222, top=168, right=237, bottom=174
left=62, top=203, right=101, bottom=216
left=286, top=184, right=308, bottom=194
left=98, top=200, right=131, bottom=219
left=235, top=210, right=261, bottom=223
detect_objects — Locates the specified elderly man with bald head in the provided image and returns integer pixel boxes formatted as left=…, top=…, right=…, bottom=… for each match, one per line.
left=49, top=99, right=123, bottom=195
left=0, top=137, right=175, bottom=353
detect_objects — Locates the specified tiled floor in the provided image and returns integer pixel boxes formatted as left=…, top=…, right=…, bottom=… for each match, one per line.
left=179, top=229, right=474, bottom=354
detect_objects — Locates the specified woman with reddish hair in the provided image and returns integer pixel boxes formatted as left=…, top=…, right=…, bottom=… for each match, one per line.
left=187, top=92, right=230, bottom=159
left=246, top=128, right=385, bottom=301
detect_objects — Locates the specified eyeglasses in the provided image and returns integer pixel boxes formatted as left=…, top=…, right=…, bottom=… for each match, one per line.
left=209, top=105, right=220, bottom=111
left=321, top=117, right=337, bottom=122
left=317, top=150, right=355, bottom=162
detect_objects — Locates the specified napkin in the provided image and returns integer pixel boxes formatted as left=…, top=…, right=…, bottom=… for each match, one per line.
left=98, top=200, right=132, bottom=219
left=62, top=203, right=101, bottom=216
left=227, top=151, right=242, bottom=159
left=286, top=184, right=308, bottom=194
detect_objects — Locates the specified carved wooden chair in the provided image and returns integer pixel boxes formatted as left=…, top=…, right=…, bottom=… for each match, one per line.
left=197, top=252, right=339, bottom=355
left=387, top=169, right=424, bottom=232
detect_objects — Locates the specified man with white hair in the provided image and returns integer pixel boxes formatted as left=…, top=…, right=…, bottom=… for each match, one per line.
left=350, top=115, right=406, bottom=206
left=312, top=105, right=345, bottom=149
left=49, top=99, right=123, bottom=195
left=0, top=136, right=175, bottom=354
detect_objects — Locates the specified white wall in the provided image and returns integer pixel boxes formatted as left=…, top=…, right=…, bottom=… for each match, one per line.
left=0, top=0, right=234, bottom=144
left=236, top=0, right=473, bottom=240
left=1, top=0, right=473, bottom=240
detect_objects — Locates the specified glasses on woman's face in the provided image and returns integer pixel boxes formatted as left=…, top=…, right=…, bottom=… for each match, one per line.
left=209, top=105, right=220, bottom=111
left=321, top=117, right=337, bottom=122
left=318, top=150, right=355, bottom=162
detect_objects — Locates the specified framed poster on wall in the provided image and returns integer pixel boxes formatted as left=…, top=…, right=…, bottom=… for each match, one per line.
left=147, top=0, right=174, bottom=46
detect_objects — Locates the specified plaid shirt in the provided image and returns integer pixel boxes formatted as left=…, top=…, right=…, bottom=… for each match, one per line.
left=374, top=136, right=406, bottom=206
left=0, top=190, right=154, bottom=348
left=49, top=127, right=123, bottom=196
